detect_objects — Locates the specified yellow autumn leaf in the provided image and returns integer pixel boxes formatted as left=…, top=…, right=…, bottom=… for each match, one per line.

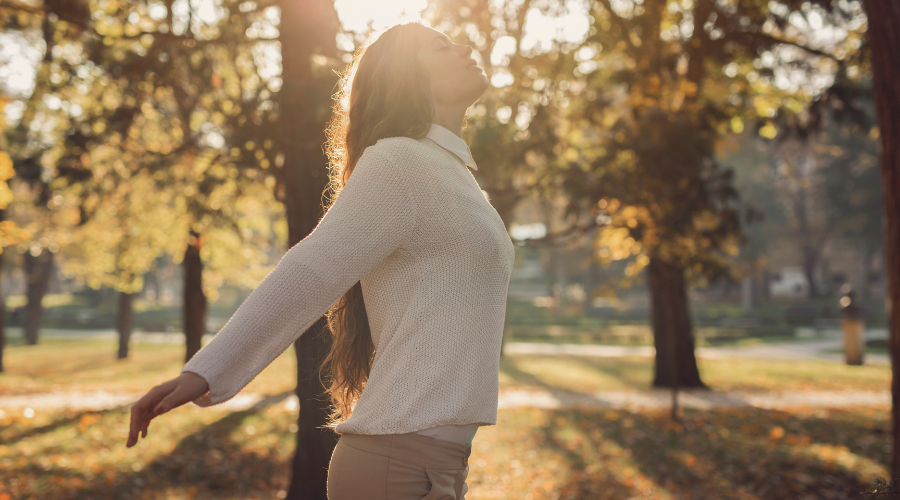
left=759, top=122, right=778, bottom=139
left=0, top=184, right=13, bottom=209
left=0, top=152, right=13, bottom=181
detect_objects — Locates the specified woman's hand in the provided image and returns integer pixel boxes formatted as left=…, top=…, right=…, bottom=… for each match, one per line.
left=126, top=371, right=209, bottom=448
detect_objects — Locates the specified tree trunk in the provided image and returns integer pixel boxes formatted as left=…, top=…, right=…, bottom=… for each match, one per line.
left=0, top=211, right=6, bottom=372
left=23, top=249, right=54, bottom=345
left=288, top=317, right=333, bottom=500
left=117, top=291, right=134, bottom=360
left=276, top=0, right=340, bottom=497
left=860, top=0, right=900, bottom=475
left=647, top=257, right=706, bottom=389
left=794, top=186, right=821, bottom=298
left=183, top=229, right=207, bottom=363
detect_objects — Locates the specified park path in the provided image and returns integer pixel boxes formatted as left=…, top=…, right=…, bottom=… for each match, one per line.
left=9, top=327, right=890, bottom=364
left=1, top=328, right=889, bottom=413
left=0, top=388, right=889, bottom=413
left=505, top=339, right=890, bottom=364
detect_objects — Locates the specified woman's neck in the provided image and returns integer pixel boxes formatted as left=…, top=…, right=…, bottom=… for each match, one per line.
left=431, top=103, right=466, bottom=138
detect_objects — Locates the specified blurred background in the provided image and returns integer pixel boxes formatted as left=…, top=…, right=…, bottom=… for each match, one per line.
left=0, top=0, right=895, bottom=499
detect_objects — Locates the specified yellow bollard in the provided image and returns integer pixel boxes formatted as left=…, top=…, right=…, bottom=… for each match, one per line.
left=840, top=288, right=865, bottom=366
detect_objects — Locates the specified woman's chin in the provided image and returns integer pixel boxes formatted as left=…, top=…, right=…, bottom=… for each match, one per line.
left=474, top=72, right=490, bottom=94
left=458, top=72, right=490, bottom=106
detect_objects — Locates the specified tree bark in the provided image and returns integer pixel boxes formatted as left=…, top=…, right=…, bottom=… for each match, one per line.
left=117, top=291, right=134, bottom=360
left=794, top=185, right=822, bottom=298
left=183, top=229, right=207, bottom=363
left=0, top=210, right=6, bottom=372
left=276, top=0, right=340, bottom=497
left=860, top=0, right=900, bottom=475
left=647, top=257, right=707, bottom=389
left=23, top=249, right=54, bottom=345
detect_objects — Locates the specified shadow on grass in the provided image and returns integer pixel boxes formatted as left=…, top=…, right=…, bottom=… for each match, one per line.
left=530, top=415, right=641, bottom=499
left=1, top=407, right=117, bottom=444
left=11, top=390, right=297, bottom=500
left=535, top=407, right=888, bottom=500
left=571, top=356, right=654, bottom=390
left=502, top=354, right=711, bottom=394
left=501, top=355, right=655, bottom=394
left=499, top=356, right=556, bottom=389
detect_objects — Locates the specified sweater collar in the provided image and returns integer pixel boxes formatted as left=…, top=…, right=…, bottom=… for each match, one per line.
left=425, top=124, right=478, bottom=171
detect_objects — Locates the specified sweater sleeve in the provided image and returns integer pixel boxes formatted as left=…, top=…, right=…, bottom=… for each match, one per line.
left=181, top=147, right=416, bottom=407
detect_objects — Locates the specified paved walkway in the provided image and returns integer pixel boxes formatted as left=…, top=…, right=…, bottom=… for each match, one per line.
left=505, top=339, right=890, bottom=364
left=0, top=388, right=889, bottom=413
left=11, top=328, right=890, bottom=364
left=496, top=388, right=889, bottom=410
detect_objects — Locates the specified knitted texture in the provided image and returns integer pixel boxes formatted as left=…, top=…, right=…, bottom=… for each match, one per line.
left=181, top=136, right=516, bottom=436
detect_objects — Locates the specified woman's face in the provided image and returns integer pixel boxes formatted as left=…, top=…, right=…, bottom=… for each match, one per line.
left=414, top=26, right=489, bottom=109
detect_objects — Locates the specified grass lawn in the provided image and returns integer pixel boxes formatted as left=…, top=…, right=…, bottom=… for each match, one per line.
left=1, top=337, right=891, bottom=397
left=0, top=338, right=893, bottom=499
left=504, top=328, right=815, bottom=348
left=0, top=336, right=298, bottom=397
left=499, top=355, right=891, bottom=393
left=0, top=404, right=891, bottom=499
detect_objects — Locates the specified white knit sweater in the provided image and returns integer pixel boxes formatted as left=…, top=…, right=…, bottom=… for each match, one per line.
left=181, top=128, right=515, bottom=438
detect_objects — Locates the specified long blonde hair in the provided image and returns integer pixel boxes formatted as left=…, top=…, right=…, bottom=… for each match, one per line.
left=318, top=21, right=434, bottom=428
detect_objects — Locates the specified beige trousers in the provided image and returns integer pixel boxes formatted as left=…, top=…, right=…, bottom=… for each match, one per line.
left=327, top=431, right=471, bottom=500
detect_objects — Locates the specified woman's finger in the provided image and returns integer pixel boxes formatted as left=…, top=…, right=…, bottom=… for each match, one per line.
left=127, top=407, right=138, bottom=447
left=127, top=387, right=164, bottom=447
left=129, top=403, right=148, bottom=446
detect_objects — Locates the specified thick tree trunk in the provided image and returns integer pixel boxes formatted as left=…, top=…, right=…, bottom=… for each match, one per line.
left=183, top=229, right=207, bottom=363
left=117, top=291, right=134, bottom=360
left=861, top=0, right=900, bottom=475
left=23, top=249, right=54, bottom=345
left=647, top=257, right=706, bottom=389
left=288, top=317, right=334, bottom=500
left=277, top=0, right=340, bottom=497
left=0, top=212, right=5, bottom=372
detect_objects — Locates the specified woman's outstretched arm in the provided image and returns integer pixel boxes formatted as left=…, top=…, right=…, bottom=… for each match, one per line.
left=126, top=146, right=416, bottom=445
left=182, top=148, right=417, bottom=406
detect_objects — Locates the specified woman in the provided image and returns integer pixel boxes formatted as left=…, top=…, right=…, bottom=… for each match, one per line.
left=126, top=20, right=514, bottom=500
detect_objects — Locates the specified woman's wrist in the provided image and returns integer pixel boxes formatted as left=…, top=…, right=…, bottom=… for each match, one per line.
left=180, top=370, right=210, bottom=394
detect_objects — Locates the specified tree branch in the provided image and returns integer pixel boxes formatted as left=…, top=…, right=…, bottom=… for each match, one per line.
left=747, top=30, right=841, bottom=61
left=0, top=0, right=41, bottom=14
left=594, top=0, right=636, bottom=50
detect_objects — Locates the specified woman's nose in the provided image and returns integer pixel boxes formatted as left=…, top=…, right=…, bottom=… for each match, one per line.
left=459, top=44, right=473, bottom=58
